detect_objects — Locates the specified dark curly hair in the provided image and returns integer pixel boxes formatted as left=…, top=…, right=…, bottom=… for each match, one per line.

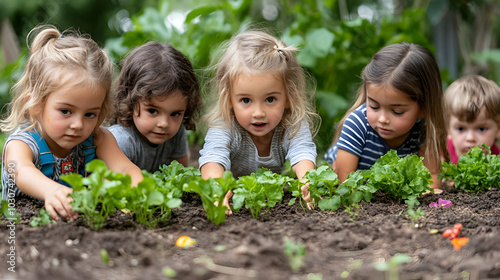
left=110, top=41, right=200, bottom=130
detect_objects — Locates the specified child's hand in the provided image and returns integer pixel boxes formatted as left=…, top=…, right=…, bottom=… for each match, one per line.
left=301, top=183, right=314, bottom=210
left=222, top=190, right=233, bottom=215
left=44, top=186, right=78, bottom=221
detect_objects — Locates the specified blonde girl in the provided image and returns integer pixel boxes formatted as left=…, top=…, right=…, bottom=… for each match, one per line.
left=325, top=43, right=448, bottom=191
left=199, top=30, right=320, bottom=213
left=1, top=25, right=143, bottom=221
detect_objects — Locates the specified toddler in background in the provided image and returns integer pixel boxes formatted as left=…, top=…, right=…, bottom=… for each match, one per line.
left=443, top=75, right=500, bottom=163
left=199, top=30, right=320, bottom=213
left=108, top=41, right=201, bottom=172
left=325, top=43, right=448, bottom=191
left=1, top=25, right=143, bottom=221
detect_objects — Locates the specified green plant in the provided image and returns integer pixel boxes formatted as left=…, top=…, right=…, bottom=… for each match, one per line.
left=63, top=159, right=131, bottom=230
left=100, top=249, right=113, bottom=266
left=405, top=198, right=425, bottom=227
left=232, top=168, right=294, bottom=218
left=0, top=200, right=20, bottom=223
left=283, top=236, right=306, bottom=273
left=184, top=171, right=236, bottom=225
left=440, top=145, right=500, bottom=192
left=365, top=150, right=433, bottom=201
left=30, top=209, right=55, bottom=227
left=374, top=254, right=411, bottom=280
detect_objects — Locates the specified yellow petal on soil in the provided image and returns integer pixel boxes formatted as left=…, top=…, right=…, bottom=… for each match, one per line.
left=176, top=236, right=196, bottom=247
left=120, top=208, right=131, bottom=214
left=451, top=237, right=469, bottom=251
left=429, top=229, right=439, bottom=234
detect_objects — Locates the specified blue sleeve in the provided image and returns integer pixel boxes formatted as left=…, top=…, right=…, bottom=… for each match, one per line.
left=198, top=127, right=232, bottom=171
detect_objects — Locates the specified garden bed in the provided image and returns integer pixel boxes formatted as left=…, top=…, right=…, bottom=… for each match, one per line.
left=1, top=186, right=499, bottom=280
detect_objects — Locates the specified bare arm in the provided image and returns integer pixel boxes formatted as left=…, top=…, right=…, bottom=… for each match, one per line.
left=3, top=140, right=77, bottom=221
left=292, top=159, right=315, bottom=183
left=420, top=146, right=442, bottom=191
left=95, top=127, right=143, bottom=186
left=172, top=155, right=189, bottom=167
left=200, top=162, right=225, bottom=180
left=332, top=148, right=359, bottom=184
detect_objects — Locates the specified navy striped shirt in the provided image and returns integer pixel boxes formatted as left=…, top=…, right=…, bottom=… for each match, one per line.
left=324, top=104, right=424, bottom=169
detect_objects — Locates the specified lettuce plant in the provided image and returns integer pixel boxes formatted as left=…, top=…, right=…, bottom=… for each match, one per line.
left=63, top=160, right=130, bottom=230
left=184, top=171, right=236, bottom=225
left=232, top=168, right=294, bottom=218
left=440, top=145, right=500, bottom=192
left=365, top=150, right=433, bottom=201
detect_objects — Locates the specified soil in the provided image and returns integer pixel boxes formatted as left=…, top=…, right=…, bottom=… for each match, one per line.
left=1, top=149, right=500, bottom=280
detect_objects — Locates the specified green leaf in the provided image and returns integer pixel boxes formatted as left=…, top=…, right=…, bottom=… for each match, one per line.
left=318, top=196, right=341, bottom=211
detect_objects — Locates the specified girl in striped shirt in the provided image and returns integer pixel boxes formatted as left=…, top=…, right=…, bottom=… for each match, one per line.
left=325, top=43, right=448, bottom=191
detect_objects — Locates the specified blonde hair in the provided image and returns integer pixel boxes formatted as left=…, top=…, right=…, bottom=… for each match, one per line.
left=0, top=25, right=113, bottom=134
left=443, top=75, right=500, bottom=124
left=203, top=30, right=319, bottom=137
left=332, top=42, right=448, bottom=164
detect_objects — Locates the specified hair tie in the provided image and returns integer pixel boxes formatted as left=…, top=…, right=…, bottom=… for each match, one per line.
left=59, top=34, right=64, bottom=39
left=274, top=45, right=284, bottom=55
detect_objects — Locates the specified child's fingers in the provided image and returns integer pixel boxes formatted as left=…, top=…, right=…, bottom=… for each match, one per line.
left=44, top=204, right=60, bottom=221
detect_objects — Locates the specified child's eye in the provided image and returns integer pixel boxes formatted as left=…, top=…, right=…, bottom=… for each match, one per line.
left=478, top=127, right=487, bottom=132
left=85, top=112, right=97, bottom=118
left=147, top=108, right=158, bottom=114
left=60, top=109, right=71, bottom=115
left=369, top=105, right=379, bottom=110
left=266, top=97, right=276, bottom=103
left=171, top=112, right=183, bottom=117
left=456, top=127, right=464, bottom=132
left=393, top=111, right=404, bottom=116
left=241, top=98, right=251, bottom=104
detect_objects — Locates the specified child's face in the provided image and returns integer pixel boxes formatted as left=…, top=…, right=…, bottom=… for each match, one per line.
left=133, top=90, right=187, bottom=145
left=230, top=73, right=288, bottom=141
left=39, top=84, right=106, bottom=157
left=366, top=84, right=424, bottom=149
left=448, top=108, right=500, bottom=157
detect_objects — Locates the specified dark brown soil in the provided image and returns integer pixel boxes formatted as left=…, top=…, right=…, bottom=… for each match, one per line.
left=1, top=185, right=500, bottom=280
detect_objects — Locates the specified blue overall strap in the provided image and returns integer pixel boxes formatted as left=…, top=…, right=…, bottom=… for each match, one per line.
left=26, top=130, right=55, bottom=178
left=80, top=135, right=96, bottom=176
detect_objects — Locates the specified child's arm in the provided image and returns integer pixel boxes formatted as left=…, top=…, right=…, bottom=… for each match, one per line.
left=94, top=127, right=143, bottom=186
left=3, top=140, right=77, bottom=221
left=200, top=162, right=225, bottom=180
left=172, top=155, right=188, bottom=167
left=331, top=149, right=359, bottom=184
left=292, top=159, right=315, bottom=183
left=421, top=148, right=443, bottom=191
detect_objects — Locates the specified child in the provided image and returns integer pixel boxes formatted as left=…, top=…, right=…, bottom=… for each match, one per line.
left=108, top=41, right=200, bottom=171
left=443, top=75, right=500, bottom=163
left=324, top=42, right=448, bottom=191
left=198, top=30, right=320, bottom=213
left=0, top=25, right=143, bottom=221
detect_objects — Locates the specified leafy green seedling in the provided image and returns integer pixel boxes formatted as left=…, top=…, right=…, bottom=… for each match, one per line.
left=365, top=150, right=432, bottom=200
left=30, top=209, right=55, bottom=227
left=0, top=200, right=20, bottom=223
left=440, top=145, right=500, bottom=192
left=100, top=249, right=113, bottom=266
left=184, top=171, right=236, bottom=225
left=232, top=168, right=294, bottom=218
left=405, top=198, right=425, bottom=227
left=374, top=254, right=411, bottom=280
left=64, top=159, right=131, bottom=230
left=283, top=236, right=306, bottom=273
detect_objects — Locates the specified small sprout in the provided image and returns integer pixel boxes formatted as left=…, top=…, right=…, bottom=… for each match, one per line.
left=162, top=267, right=177, bottom=277
left=429, top=229, right=439, bottom=234
left=176, top=235, right=196, bottom=248
left=214, top=245, right=226, bottom=251
left=283, top=236, right=306, bottom=273
left=451, top=237, right=469, bottom=250
left=429, top=198, right=452, bottom=208
left=100, top=249, right=113, bottom=266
